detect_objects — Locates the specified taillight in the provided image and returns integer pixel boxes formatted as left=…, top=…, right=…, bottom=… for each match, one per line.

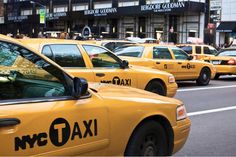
left=228, top=58, right=236, bottom=65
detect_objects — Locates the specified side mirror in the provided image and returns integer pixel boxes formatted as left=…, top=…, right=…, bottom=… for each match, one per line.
left=73, top=77, right=88, bottom=98
left=187, top=55, right=193, bottom=60
left=120, top=60, right=129, bottom=69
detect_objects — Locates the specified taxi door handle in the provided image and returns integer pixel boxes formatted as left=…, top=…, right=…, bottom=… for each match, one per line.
left=0, top=118, right=21, bottom=127
left=178, top=62, right=182, bottom=64
left=96, top=73, right=105, bottom=77
left=156, top=62, right=161, bottom=64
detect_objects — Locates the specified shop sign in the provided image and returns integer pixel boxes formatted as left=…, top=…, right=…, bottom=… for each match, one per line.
left=141, top=2, right=185, bottom=12
left=82, top=26, right=91, bottom=37
left=8, top=15, right=28, bottom=22
left=46, top=12, right=67, bottom=20
left=39, top=9, right=46, bottom=24
left=210, top=0, right=221, bottom=11
left=84, top=8, right=117, bottom=17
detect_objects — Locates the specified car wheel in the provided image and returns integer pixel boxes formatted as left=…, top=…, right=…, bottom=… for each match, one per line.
left=214, top=74, right=221, bottom=80
left=124, top=120, right=168, bottom=156
left=196, top=68, right=211, bottom=86
left=145, top=80, right=167, bottom=96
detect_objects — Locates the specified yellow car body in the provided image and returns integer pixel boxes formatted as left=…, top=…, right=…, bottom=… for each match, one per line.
left=114, top=44, right=216, bottom=85
left=203, top=47, right=236, bottom=79
left=19, top=39, right=177, bottom=97
left=177, top=44, right=218, bottom=60
left=0, top=34, right=190, bottom=156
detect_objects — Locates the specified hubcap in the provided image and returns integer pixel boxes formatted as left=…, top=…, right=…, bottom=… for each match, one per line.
left=203, top=73, right=207, bottom=80
left=144, top=146, right=155, bottom=156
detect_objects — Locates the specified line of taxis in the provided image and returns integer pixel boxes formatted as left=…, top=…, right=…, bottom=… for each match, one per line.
left=2, top=35, right=231, bottom=156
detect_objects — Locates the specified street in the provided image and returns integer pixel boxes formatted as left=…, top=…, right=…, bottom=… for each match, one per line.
left=175, top=76, right=236, bottom=156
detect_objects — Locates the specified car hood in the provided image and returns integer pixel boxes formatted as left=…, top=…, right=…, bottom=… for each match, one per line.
left=88, top=82, right=181, bottom=105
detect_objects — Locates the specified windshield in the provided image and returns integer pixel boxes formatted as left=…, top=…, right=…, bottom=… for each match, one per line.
left=217, top=49, right=236, bottom=57
left=114, top=46, right=144, bottom=57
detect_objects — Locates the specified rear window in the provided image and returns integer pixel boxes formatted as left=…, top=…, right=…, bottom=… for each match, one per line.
left=114, top=46, right=144, bottom=57
left=217, top=50, right=236, bottom=56
left=196, top=46, right=201, bottom=54
left=42, top=44, right=86, bottom=67
left=179, top=46, right=192, bottom=54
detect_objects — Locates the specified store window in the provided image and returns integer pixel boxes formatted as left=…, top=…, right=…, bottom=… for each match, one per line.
left=53, top=5, right=68, bottom=13
left=72, top=3, right=89, bottom=11
left=118, top=0, right=139, bottom=7
left=21, top=9, right=32, bottom=15
left=94, top=1, right=112, bottom=9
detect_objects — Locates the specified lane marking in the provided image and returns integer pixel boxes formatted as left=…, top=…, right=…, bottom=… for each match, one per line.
left=178, top=85, right=236, bottom=92
left=188, top=106, right=236, bottom=117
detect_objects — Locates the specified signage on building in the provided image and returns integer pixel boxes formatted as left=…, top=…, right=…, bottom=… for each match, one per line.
left=39, top=9, right=46, bottom=24
left=84, top=8, right=117, bottom=17
left=210, top=0, right=221, bottom=11
left=82, top=26, right=91, bottom=37
left=141, top=2, right=185, bottom=13
left=8, top=16, right=28, bottom=22
left=46, top=12, right=67, bottom=20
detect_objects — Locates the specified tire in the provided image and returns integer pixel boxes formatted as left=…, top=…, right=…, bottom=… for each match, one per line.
left=124, top=120, right=168, bottom=156
left=196, top=68, right=211, bottom=86
left=214, top=74, right=221, bottom=80
left=145, top=80, right=167, bottom=96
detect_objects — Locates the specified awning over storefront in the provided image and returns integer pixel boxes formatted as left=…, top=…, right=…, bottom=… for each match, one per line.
left=216, top=22, right=236, bottom=32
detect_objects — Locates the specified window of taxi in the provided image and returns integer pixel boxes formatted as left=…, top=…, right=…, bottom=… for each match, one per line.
left=114, top=46, right=144, bottom=57
left=0, top=41, right=70, bottom=101
left=42, top=44, right=86, bottom=68
left=179, top=46, right=192, bottom=54
left=171, top=47, right=189, bottom=60
left=153, top=47, right=172, bottom=59
left=83, top=45, right=121, bottom=68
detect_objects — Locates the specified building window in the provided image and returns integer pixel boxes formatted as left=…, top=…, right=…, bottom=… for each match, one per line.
left=118, top=0, right=139, bottom=7
left=94, top=1, right=112, bottom=9
left=53, top=5, right=68, bottom=13
left=72, top=3, right=89, bottom=11
left=21, top=9, right=32, bottom=15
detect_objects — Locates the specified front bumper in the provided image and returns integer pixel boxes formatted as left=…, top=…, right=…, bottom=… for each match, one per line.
left=166, top=82, right=178, bottom=97
left=172, top=117, right=191, bottom=154
left=215, top=65, right=236, bottom=75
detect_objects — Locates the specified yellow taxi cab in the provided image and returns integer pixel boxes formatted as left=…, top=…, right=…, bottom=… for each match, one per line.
left=177, top=44, right=218, bottom=60
left=203, top=47, right=236, bottom=79
left=19, top=39, right=177, bottom=97
left=114, top=44, right=216, bottom=86
left=0, top=34, right=190, bottom=156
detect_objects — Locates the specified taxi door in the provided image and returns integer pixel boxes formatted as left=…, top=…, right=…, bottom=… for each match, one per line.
left=151, top=46, right=178, bottom=76
left=81, top=45, right=137, bottom=88
left=170, top=47, right=198, bottom=80
left=40, top=44, right=96, bottom=82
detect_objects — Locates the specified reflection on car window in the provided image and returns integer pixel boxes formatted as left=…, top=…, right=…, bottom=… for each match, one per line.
left=83, top=45, right=121, bottom=68
left=153, top=47, right=172, bottom=59
left=42, top=44, right=86, bottom=68
left=209, top=46, right=218, bottom=55
left=171, top=47, right=188, bottom=60
left=217, top=50, right=236, bottom=56
left=179, top=46, right=192, bottom=54
left=0, top=41, right=69, bottom=100
left=114, top=46, right=144, bottom=57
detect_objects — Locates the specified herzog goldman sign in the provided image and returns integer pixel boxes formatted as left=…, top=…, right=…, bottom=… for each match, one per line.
left=83, top=2, right=194, bottom=17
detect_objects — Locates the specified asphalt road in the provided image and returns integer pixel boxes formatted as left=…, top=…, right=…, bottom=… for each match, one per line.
left=174, top=75, right=236, bottom=156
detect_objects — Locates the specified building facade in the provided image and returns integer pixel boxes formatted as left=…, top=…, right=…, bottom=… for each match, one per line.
left=1, top=0, right=206, bottom=43
left=216, top=0, right=236, bottom=46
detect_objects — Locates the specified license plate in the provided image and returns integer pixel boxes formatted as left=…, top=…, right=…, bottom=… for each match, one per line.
left=212, top=60, right=221, bottom=65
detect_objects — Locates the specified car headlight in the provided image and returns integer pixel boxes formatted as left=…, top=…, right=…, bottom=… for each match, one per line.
left=168, top=75, right=175, bottom=83
left=176, top=105, right=187, bottom=121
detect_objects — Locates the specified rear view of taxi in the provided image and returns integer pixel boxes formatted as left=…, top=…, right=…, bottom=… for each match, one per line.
left=20, top=39, right=177, bottom=97
left=0, top=34, right=190, bottom=156
left=115, top=44, right=216, bottom=86
left=204, top=48, right=236, bottom=79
